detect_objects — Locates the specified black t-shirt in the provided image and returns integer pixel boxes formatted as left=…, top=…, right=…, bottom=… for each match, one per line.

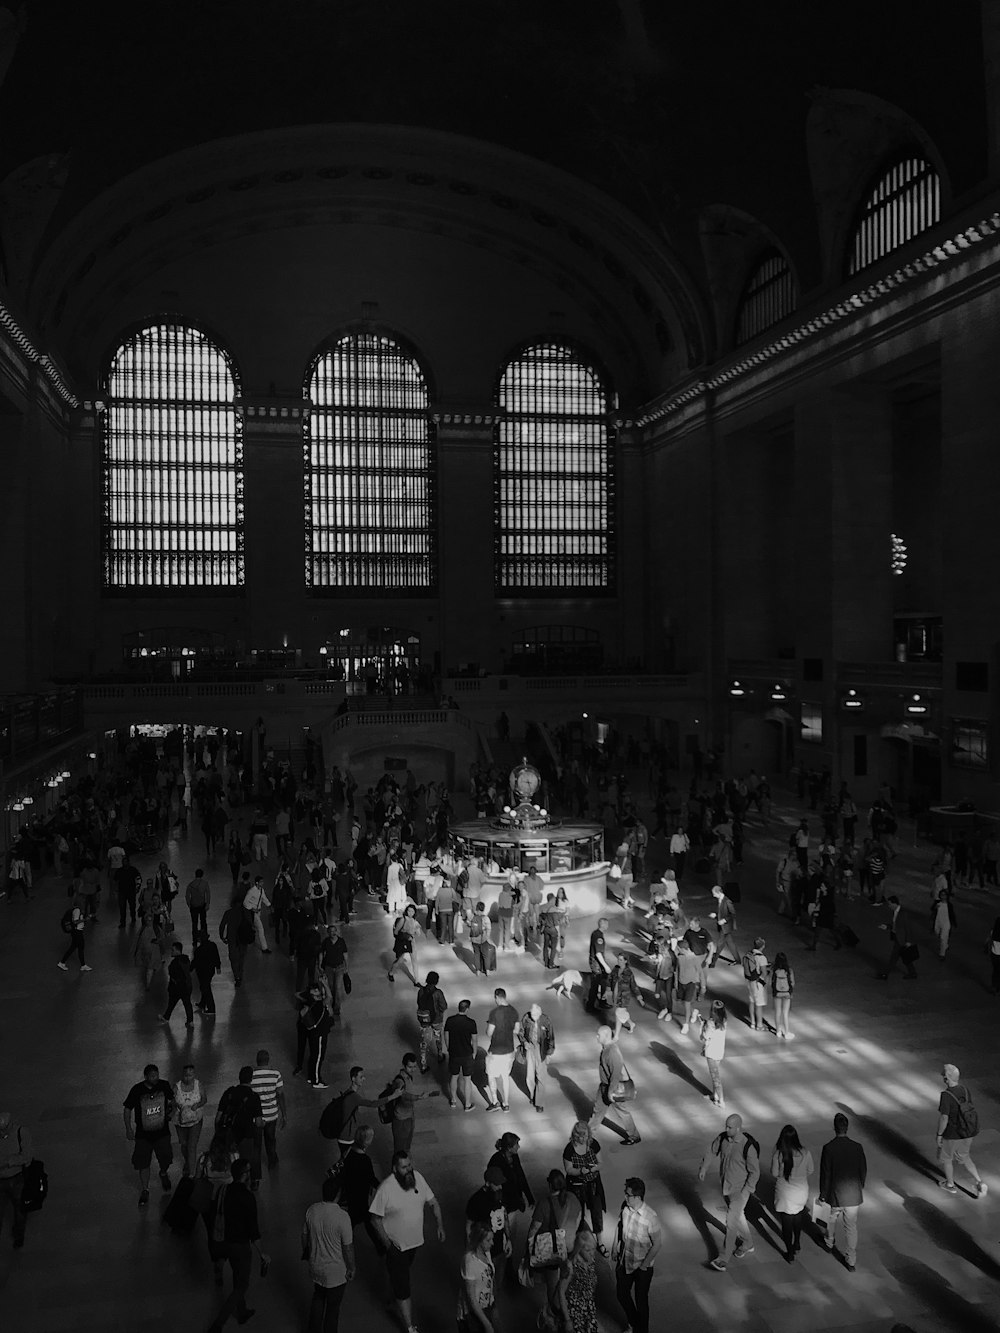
left=168, top=954, right=192, bottom=992
left=684, top=927, right=710, bottom=957
left=123, top=1079, right=176, bottom=1139
left=444, top=1012, right=477, bottom=1057
left=466, top=1186, right=507, bottom=1253
left=340, top=1149, right=379, bottom=1223
left=589, top=929, right=606, bottom=966
left=487, top=1005, right=517, bottom=1055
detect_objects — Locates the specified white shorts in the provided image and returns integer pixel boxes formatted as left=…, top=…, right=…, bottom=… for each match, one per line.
left=486, top=1052, right=515, bottom=1082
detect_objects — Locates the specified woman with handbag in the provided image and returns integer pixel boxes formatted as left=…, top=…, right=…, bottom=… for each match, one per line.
left=388, top=903, right=421, bottom=985
left=527, top=1169, right=581, bottom=1326
left=562, top=1122, right=608, bottom=1254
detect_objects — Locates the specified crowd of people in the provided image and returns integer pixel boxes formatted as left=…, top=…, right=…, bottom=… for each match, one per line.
left=1, top=728, right=996, bottom=1333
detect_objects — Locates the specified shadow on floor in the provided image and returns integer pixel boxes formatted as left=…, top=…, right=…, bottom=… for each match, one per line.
left=883, top=1179, right=1000, bottom=1281
left=545, top=1064, right=598, bottom=1123
left=658, top=1161, right=723, bottom=1261
left=876, top=1239, right=1000, bottom=1333
left=648, top=1039, right=712, bottom=1098
left=836, top=1102, right=940, bottom=1181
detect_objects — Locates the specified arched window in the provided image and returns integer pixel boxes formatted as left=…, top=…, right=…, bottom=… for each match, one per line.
left=734, top=249, right=797, bottom=345
left=494, top=343, right=615, bottom=594
left=103, top=322, right=243, bottom=589
left=848, top=155, right=941, bottom=276
left=305, top=331, right=436, bottom=593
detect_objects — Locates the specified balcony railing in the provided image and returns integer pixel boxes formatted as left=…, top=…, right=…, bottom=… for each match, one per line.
left=837, top=661, right=943, bottom=690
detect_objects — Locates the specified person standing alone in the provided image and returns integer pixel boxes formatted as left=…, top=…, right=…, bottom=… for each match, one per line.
left=818, top=1113, right=867, bottom=1271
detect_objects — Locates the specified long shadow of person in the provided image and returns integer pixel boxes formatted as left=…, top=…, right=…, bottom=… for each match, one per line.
left=883, top=1179, right=1000, bottom=1280
left=876, top=1238, right=1000, bottom=1333
left=648, top=1040, right=712, bottom=1098
left=659, top=1161, right=722, bottom=1261
left=545, top=1062, right=598, bottom=1123
left=836, top=1101, right=939, bottom=1181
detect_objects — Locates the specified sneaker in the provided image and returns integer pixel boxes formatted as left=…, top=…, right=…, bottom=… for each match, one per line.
left=785, top=1032, right=796, bottom=1040
left=312, top=1082, right=328, bottom=1091
left=138, top=1189, right=149, bottom=1208
left=977, top=1180, right=989, bottom=1197
left=622, top=1135, right=642, bottom=1146
left=679, top=1023, right=689, bottom=1034
left=486, top=1103, right=501, bottom=1113
left=57, top=962, right=68, bottom=971
left=80, top=964, right=93, bottom=972
left=447, top=1099, right=457, bottom=1108
left=709, top=1257, right=727, bottom=1271
left=938, top=1180, right=957, bottom=1193
left=734, top=1243, right=754, bottom=1258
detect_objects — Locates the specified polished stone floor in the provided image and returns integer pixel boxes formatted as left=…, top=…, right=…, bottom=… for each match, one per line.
left=2, top=777, right=999, bottom=1333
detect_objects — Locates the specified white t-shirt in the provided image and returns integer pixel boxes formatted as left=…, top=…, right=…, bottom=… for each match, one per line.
left=369, top=1171, right=434, bottom=1251
left=107, top=845, right=126, bottom=870
left=303, top=1200, right=353, bottom=1287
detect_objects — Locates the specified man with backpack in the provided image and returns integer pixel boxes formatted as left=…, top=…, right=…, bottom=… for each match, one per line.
left=415, top=971, right=448, bottom=1072
left=936, top=1064, right=988, bottom=1196
left=742, top=938, right=770, bottom=1032
left=57, top=897, right=91, bottom=972
left=215, top=1066, right=264, bottom=1162
left=698, top=1113, right=760, bottom=1271
left=319, top=1066, right=400, bottom=1157
left=122, top=1063, right=177, bottom=1208
left=159, top=940, right=195, bottom=1028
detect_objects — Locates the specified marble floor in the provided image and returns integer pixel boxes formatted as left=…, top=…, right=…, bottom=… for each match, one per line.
left=2, top=780, right=999, bottom=1333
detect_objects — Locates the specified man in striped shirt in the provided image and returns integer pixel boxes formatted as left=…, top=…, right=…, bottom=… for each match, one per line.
left=250, top=1049, right=286, bottom=1190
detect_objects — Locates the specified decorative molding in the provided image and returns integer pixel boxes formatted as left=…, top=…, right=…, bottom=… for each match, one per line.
left=0, top=295, right=78, bottom=407
left=632, top=212, right=1000, bottom=430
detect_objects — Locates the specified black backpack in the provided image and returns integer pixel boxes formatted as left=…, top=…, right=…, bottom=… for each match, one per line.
left=378, top=1079, right=400, bottom=1124
left=944, top=1086, right=980, bottom=1139
left=319, top=1091, right=350, bottom=1141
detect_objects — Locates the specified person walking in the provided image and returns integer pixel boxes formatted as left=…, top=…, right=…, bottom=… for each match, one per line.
left=586, top=918, right=612, bottom=1013
left=486, top=1131, right=534, bottom=1238
left=557, top=1227, right=599, bottom=1333
left=484, top=988, right=519, bottom=1112
left=457, top=1220, right=497, bottom=1333
left=389, top=903, right=422, bottom=986
left=219, top=896, right=252, bottom=988
left=936, top=1063, right=987, bottom=1196
left=539, top=893, right=560, bottom=968
left=0, top=1110, right=32, bottom=1249
left=369, top=1150, right=446, bottom=1333
left=669, top=826, right=689, bottom=881
left=527, top=1170, right=582, bottom=1327
left=173, top=1062, right=208, bottom=1178
left=320, top=923, right=349, bottom=1021
left=562, top=1121, right=607, bottom=1250
left=675, top=940, right=701, bottom=1034
left=698, top=1113, right=760, bottom=1272
left=465, top=1165, right=511, bottom=1290
left=302, top=1173, right=355, bottom=1333
left=293, top=982, right=334, bottom=1089
left=250, top=1050, right=286, bottom=1189
left=193, top=929, right=223, bottom=1015
left=931, top=891, right=956, bottom=960
left=818, top=1113, right=867, bottom=1271
left=770, top=951, right=795, bottom=1039
left=116, top=855, right=140, bottom=928
left=435, top=871, right=456, bottom=944
left=337, top=1125, right=382, bottom=1249
left=123, top=1063, right=177, bottom=1208
left=415, top=971, right=448, bottom=1072
left=708, top=885, right=739, bottom=966
left=742, top=937, right=770, bottom=1031
left=57, top=896, right=91, bottom=972
left=389, top=1053, right=437, bottom=1154
left=682, top=917, right=714, bottom=1000
left=611, top=1176, right=661, bottom=1333
left=444, top=1000, right=479, bottom=1111
left=877, top=895, right=918, bottom=980
left=770, top=1124, right=813, bottom=1261
left=242, top=874, right=272, bottom=954
left=589, top=1026, right=640, bottom=1146
left=651, top=937, right=676, bottom=1022
left=518, top=1002, right=555, bottom=1112
left=807, top=881, right=841, bottom=952
left=160, top=940, right=195, bottom=1028
left=205, top=1158, right=269, bottom=1332
left=186, top=868, right=211, bottom=939
left=215, top=1067, right=264, bottom=1162
left=695, top=1000, right=727, bottom=1107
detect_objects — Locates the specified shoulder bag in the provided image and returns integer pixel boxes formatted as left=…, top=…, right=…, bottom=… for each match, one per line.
left=611, top=1059, right=637, bottom=1103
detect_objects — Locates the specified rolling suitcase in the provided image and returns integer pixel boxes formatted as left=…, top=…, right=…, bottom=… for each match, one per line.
left=162, top=1176, right=199, bottom=1235
left=484, top=940, right=498, bottom=973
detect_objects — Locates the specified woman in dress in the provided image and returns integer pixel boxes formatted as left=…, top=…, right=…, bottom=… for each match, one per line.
left=457, top=1221, right=496, bottom=1333
left=562, top=1121, right=608, bottom=1254
left=696, top=999, right=727, bottom=1107
left=385, top=854, right=408, bottom=916
left=770, top=1123, right=814, bottom=1261
left=388, top=902, right=421, bottom=985
left=557, top=1226, right=598, bottom=1333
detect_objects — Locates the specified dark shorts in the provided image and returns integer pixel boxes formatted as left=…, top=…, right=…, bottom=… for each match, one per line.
left=131, top=1132, right=173, bottom=1171
left=678, top=981, right=699, bottom=1001
left=385, top=1244, right=417, bottom=1299
left=449, top=1054, right=474, bottom=1077
left=393, top=934, right=413, bottom=958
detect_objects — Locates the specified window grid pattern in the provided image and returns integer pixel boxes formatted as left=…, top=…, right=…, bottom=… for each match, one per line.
left=305, top=333, right=436, bottom=593
left=849, top=156, right=941, bottom=276
left=735, top=251, right=797, bottom=345
left=103, top=324, right=243, bottom=589
left=494, top=344, right=615, bottom=593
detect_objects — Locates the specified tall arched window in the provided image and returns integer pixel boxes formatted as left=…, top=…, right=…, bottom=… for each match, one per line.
left=494, top=343, right=615, bottom=594
left=848, top=155, right=941, bottom=276
left=734, top=249, right=797, bottom=345
left=103, top=322, right=243, bottom=589
left=305, top=331, right=436, bottom=593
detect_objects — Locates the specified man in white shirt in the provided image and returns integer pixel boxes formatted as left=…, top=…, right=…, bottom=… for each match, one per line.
left=669, top=828, right=689, bottom=882
left=369, top=1150, right=445, bottom=1333
left=302, top=1174, right=355, bottom=1332
left=242, top=875, right=272, bottom=954
left=106, top=840, right=126, bottom=892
